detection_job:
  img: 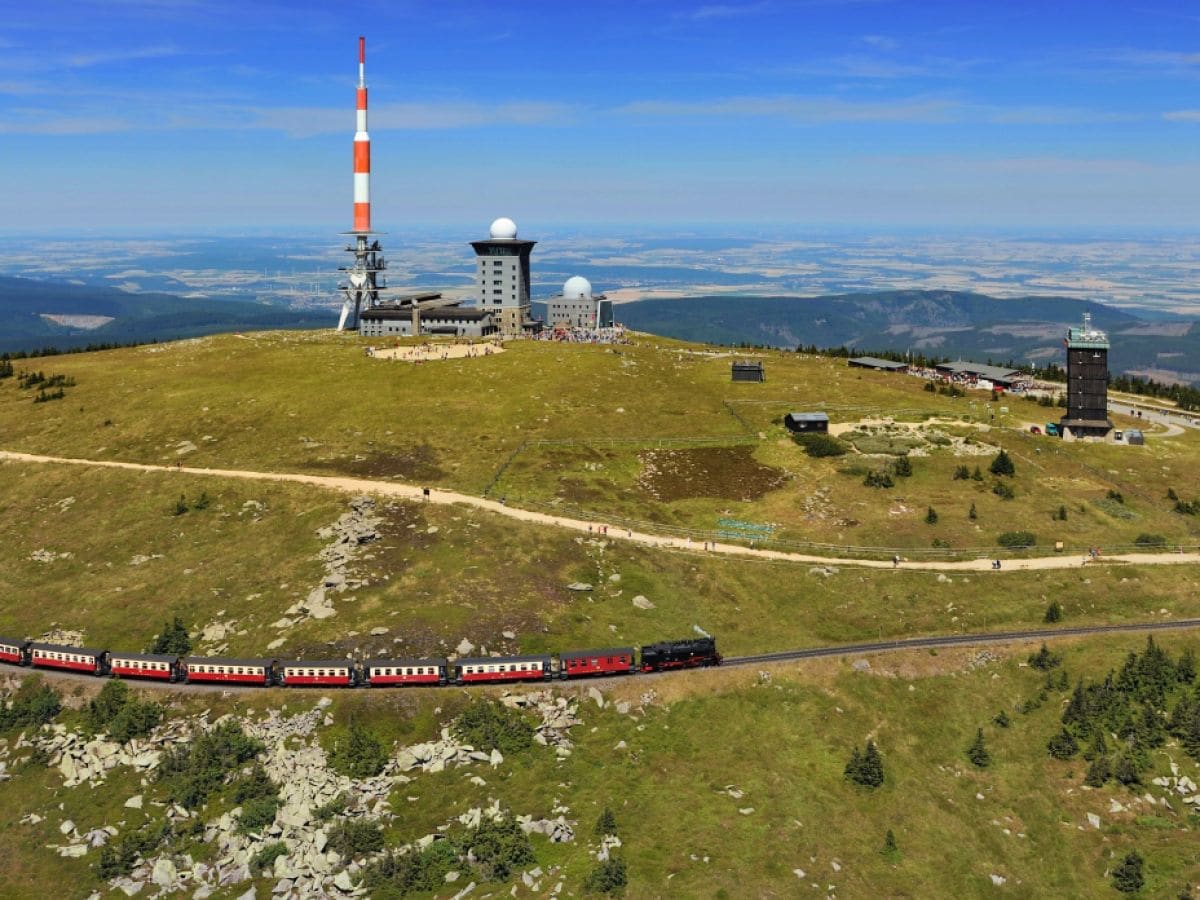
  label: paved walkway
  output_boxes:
[4,449,1200,574]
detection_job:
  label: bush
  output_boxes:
[1134,533,1167,548]
[863,470,894,489]
[794,433,847,458]
[1107,489,1125,504]
[172,494,189,516]
[453,698,535,755]
[239,795,281,833]
[1028,644,1063,671]
[328,819,385,859]
[844,740,885,788]
[595,807,618,838]
[1044,600,1064,623]
[95,822,169,879]
[250,842,289,876]
[0,677,62,730]
[584,857,628,894]
[968,502,977,521]
[993,710,1011,728]
[363,842,461,896]
[329,719,389,778]
[989,449,1016,477]
[1047,728,1079,760]
[892,456,913,478]
[108,700,163,743]
[992,481,1015,500]
[924,506,938,525]
[881,828,899,860]
[1084,754,1112,787]
[465,816,535,882]
[972,466,984,482]
[316,794,349,822]
[1112,851,1144,893]
[87,679,130,730]
[150,617,192,655]
[157,721,264,809]
[997,531,1035,549]
[953,465,970,480]
[1053,504,1068,521]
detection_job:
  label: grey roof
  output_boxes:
[0,636,29,647]
[279,660,355,669]
[109,652,179,664]
[848,356,908,370]
[362,306,491,322]
[787,412,829,422]
[935,361,1024,381]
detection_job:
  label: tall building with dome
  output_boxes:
[470,218,539,335]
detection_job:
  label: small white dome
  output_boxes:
[489,217,518,239]
[563,276,593,300]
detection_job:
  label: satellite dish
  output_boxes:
[349,272,367,288]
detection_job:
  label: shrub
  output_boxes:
[989,449,1015,477]
[465,816,535,882]
[453,698,535,755]
[997,531,1035,549]
[863,470,894,489]
[192,491,211,510]
[794,433,847,458]
[316,794,349,822]
[150,617,192,655]
[1084,754,1112,787]
[329,819,385,859]
[584,857,628,894]
[329,719,389,778]
[595,807,618,838]
[1047,728,1079,760]
[993,710,1011,728]
[87,679,130,730]
[250,842,289,876]
[363,842,461,896]
[108,700,163,743]
[924,506,938,525]
[239,795,281,833]
[968,502,977,521]
[1114,754,1141,786]
[172,494,188,516]
[1053,504,1068,521]
[967,729,991,768]
[95,822,169,880]
[1107,489,1125,504]
[881,828,899,860]
[1028,644,1062,670]
[992,481,1015,500]
[892,456,913,478]
[971,466,984,482]
[953,465,970,480]
[1134,533,1167,548]
[1111,851,1144,894]
[844,740,885,788]
[1044,600,1064,623]
[0,677,62,730]
[157,721,264,809]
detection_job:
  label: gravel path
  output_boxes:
[4,448,1200,574]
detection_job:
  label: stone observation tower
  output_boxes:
[1059,312,1113,441]
[470,218,538,336]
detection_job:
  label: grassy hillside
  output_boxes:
[3,634,1200,897]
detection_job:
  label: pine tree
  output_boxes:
[881,828,899,860]
[925,506,938,525]
[1084,754,1112,787]
[967,729,991,768]
[1111,851,1144,893]
[993,710,1011,728]
[1047,728,1079,759]
[968,502,977,521]
[1180,648,1197,684]
[989,449,1015,477]
[1083,729,1108,762]
[1044,600,1063,623]
[862,740,885,787]
[594,807,618,838]
[972,466,984,482]
[150,617,191,656]
[1114,754,1141,786]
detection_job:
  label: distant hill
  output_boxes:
[616,290,1200,382]
[0,276,329,353]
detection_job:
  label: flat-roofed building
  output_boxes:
[848,356,909,373]
[934,360,1025,388]
[1059,313,1113,441]
[359,304,498,339]
[470,217,540,336]
[546,276,614,329]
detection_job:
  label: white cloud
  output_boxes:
[1165,109,1200,122]
[67,44,181,68]
[619,94,957,123]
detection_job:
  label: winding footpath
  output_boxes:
[4,448,1200,574]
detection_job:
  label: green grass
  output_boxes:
[5,633,1200,897]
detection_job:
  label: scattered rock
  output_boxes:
[631,595,655,610]
[566,583,593,592]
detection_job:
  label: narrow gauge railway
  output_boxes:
[0,637,720,688]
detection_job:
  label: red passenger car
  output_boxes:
[456,655,552,685]
[0,637,29,666]
[29,642,107,675]
[182,657,274,686]
[277,659,356,688]
[363,658,447,687]
[560,647,636,679]
[109,652,179,682]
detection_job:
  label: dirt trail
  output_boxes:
[4,448,1200,574]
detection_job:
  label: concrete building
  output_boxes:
[546,276,614,329]
[848,356,908,373]
[732,361,765,382]
[470,218,540,336]
[359,302,497,339]
[1060,313,1113,440]
[934,360,1025,389]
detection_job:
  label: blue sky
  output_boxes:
[1,0,1197,232]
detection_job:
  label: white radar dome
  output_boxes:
[489,217,518,239]
[563,276,593,300]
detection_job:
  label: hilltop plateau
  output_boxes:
[3,329,1200,897]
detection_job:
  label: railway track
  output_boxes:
[9,618,1200,697]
